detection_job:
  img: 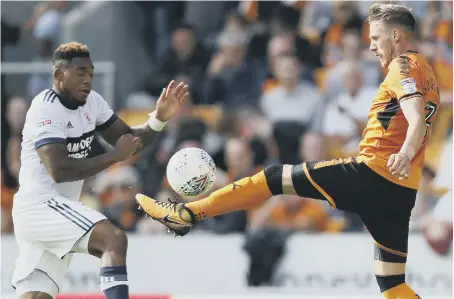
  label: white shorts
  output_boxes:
[12,194,107,298]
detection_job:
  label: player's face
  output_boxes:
[62,57,94,103]
[369,21,395,68]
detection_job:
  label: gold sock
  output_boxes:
[185,170,272,221]
[382,283,420,299]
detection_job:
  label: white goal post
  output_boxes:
[1,61,115,108]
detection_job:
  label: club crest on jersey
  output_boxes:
[400,77,417,94]
[84,112,93,124]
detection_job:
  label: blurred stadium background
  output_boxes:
[1,1,452,298]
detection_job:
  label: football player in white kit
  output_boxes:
[12,42,188,299]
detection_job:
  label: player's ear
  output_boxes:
[53,67,64,81]
[392,28,399,42]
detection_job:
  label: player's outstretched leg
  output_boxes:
[136,164,296,236]
[87,220,129,299]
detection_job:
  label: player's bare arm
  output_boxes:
[37,134,141,183]
[98,80,188,153]
[387,96,426,180]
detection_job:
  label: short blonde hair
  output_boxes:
[367,3,416,36]
[53,42,90,65]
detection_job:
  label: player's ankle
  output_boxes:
[179,205,197,224]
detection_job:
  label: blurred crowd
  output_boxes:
[1,1,453,240]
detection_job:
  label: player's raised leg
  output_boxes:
[136,156,345,236]
[83,220,130,299]
[136,164,296,235]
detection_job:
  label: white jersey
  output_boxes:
[16,88,116,202]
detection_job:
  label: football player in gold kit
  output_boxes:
[137,4,440,299]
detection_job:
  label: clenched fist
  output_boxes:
[114,134,142,160]
[387,152,411,181]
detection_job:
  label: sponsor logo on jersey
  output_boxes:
[67,121,74,129]
[37,120,52,127]
[66,130,95,158]
[400,77,417,94]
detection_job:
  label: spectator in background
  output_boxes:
[322,62,375,159]
[261,35,296,93]
[300,132,326,162]
[224,137,258,181]
[1,17,23,234]
[321,1,365,68]
[249,195,329,232]
[325,30,381,100]
[192,138,252,234]
[299,1,335,44]
[136,1,185,62]
[1,18,22,187]
[242,1,318,68]
[1,18,22,60]
[203,30,259,108]
[260,54,323,164]
[1,96,29,234]
[143,23,211,105]
[224,11,250,34]
[184,1,239,49]
[269,5,319,69]
[430,2,452,100]
[260,54,322,126]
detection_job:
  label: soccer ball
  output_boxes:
[166,147,216,197]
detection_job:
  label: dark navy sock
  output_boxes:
[99,266,129,299]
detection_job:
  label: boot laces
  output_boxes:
[155,197,180,212]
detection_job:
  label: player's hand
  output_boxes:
[155,80,189,122]
[387,152,411,180]
[114,134,142,160]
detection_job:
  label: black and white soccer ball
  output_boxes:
[166,147,216,197]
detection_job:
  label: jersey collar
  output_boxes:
[51,88,82,110]
[402,50,418,55]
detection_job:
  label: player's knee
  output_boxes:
[374,245,407,263]
[89,221,128,256]
[375,274,406,293]
[109,227,128,255]
[375,245,407,276]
